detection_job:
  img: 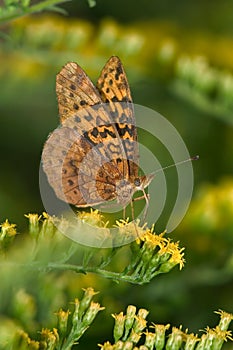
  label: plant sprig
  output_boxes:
[0,0,96,25]
[7,293,233,349]
[0,212,184,285]
[100,307,233,350]
[11,288,104,350]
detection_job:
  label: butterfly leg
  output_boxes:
[141,189,150,223]
[130,199,140,238]
[132,195,145,202]
[130,200,135,222]
[123,206,126,220]
[132,192,150,224]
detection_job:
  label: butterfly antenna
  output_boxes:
[152,155,199,175]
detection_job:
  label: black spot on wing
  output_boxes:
[91,127,99,137]
[75,116,81,123]
[84,114,93,122]
[80,100,87,106]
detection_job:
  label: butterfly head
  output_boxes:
[133,173,155,191]
[115,173,155,207]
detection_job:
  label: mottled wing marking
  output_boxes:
[56,62,127,165]
[42,127,122,206]
[97,56,139,177]
[56,61,101,123]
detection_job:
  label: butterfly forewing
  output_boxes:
[56,61,102,123]
[97,56,139,178]
[56,62,128,166]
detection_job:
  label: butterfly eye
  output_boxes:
[134,178,141,187]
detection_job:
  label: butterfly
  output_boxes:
[42,56,154,218]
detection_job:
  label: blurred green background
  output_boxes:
[0,0,233,348]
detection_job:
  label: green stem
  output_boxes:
[0,261,147,284]
[0,0,70,25]
[47,262,146,284]
[61,325,88,350]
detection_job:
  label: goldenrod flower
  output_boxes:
[98,341,114,349]
[78,209,107,228]
[128,328,142,344]
[132,315,147,334]
[166,327,184,348]
[0,219,17,251]
[56,309,70,335]
[25,213,41,236]
[82,302,105,326]
[40,328,58,346]
[0,219,17,239]
[150,323,170,350]
[215,310,233,331]
[77,287,99,319]
[144,330,156,348]
[184,332,199,349]
[112,312,126,341]
[124,305,137,339]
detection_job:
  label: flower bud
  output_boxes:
[56,308,70,336]
[150,323,170,350]
[25,214,41,236]
[82,302,105,327]
[124,305,137,338]
[112,312,126,342]
[166,327,184,350]
[78,288,98,319]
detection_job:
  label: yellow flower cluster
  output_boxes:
[100,308,233,350]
